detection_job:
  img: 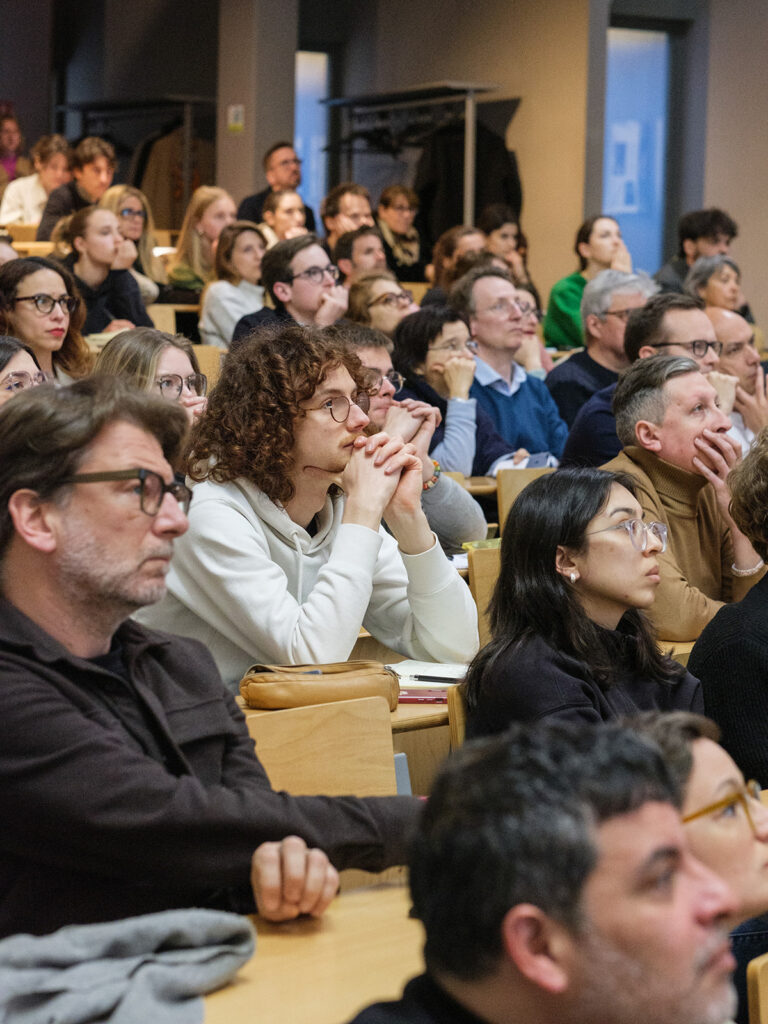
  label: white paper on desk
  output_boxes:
[387,660,468,689]
[450,552,468,570]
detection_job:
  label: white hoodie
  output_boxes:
[137,477,479,689]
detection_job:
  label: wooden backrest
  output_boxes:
[467,545,500,648]
[404,281,430,305]
[245,696,397,797]
[9,239,54,258]
[748,950,768,1024]
[194,344,224,389]
[447,685,466,750]
[3,222,38,241]
[497,467,555,531]
[146,302,200,335]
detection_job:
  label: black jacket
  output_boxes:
[62,254,153,334]
[0,598,420,937]
[465,624,702,740]
[36,181,91,241]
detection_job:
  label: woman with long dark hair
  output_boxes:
[463,467,701,737]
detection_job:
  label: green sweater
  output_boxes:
[543,271,586,350]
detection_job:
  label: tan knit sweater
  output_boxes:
[603,446,764,641]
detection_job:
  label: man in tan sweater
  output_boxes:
[604,354,765,640]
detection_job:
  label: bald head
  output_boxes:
[706,306,760,393]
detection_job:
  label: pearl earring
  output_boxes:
[570,572,577,583]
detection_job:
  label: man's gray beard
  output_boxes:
[570,921,737,1024]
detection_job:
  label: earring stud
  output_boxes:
[570,572,577,583]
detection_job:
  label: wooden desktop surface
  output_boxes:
[204,884,423,1024]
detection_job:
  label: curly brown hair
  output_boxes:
[188,322,369,503]
[728,426,768,563]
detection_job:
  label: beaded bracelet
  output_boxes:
[423,460,442,491]
[732,558,765,577]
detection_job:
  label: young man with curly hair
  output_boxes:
[138,323,478,687]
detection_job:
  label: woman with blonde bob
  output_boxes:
[199,221,266,348]
[167,186,236,294]
[99,184,167,302]
[93,326,207,428]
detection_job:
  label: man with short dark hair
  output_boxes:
[604,354,764,640]
[562,293,722,467]
[546,269,655,427]
[0,376,420,939]
[349,720,737,1024]
[333,226,387,285]
[232,233,348,340]
[236,140,316,231]
[36,136,116,240]
[450,266,568,458]
[655,208,738,296]
[322,183,375,252]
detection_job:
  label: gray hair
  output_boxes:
[580,269,658,323]
[449,266,512,317]
[684,255,741,300]
[613,354,700,447]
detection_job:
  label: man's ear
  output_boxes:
[273,280,292,305]
[585,313,603,341]
[635,419,662,451]
[637,345,658,360]
[500,904,573,994]
[7,490,60,554]
[555,545,579,583]
[337,257,353,281]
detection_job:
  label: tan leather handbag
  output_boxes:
[239,660,400,711]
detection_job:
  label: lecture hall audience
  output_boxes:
[4,107,768,1020]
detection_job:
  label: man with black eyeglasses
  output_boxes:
[232,234,348,343]
[236,141,317,232]
[139,323,477,685]
[0,375,426,939]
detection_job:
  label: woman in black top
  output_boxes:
[463,467,701,737]
[57,206,152,335]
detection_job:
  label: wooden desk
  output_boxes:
[204,884,423,1023]
[240,698,450,797]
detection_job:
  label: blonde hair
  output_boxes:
[168,186,234,285]
[93,327,201,391]
[99,185,167,283]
